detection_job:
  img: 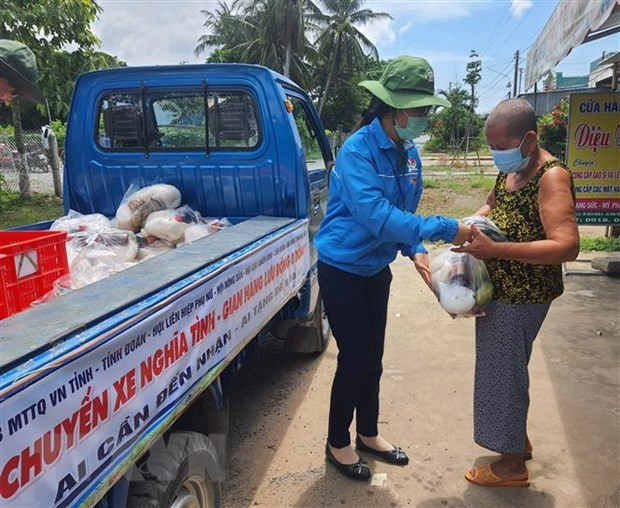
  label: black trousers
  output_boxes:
[318,260,392,448]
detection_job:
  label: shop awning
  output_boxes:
[524,0,620,91]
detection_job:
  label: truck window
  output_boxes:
[96,89,260,151]
[288,96,328,171]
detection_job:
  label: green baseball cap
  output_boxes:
[0,40,45,103]
[359,55,449,110]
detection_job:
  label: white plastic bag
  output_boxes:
[142,205,202,244]
[51,210,112,234]
[116,183,182,232]
[430,248,494,318]
[462,215,508,242]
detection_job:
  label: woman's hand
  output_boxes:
[452,221,473,246]
[452,225,499,259]
[412,252,433,291]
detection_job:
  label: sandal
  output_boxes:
[465,464,529,488]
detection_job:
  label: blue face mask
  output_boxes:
[394,112,428,141]
[490,135,531,174]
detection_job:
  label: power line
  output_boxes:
[489,4,536,60]
[480,5,512,55]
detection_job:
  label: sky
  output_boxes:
[93,0,620,114]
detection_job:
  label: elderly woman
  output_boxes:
[455,98,579,487]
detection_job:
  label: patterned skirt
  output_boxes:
[473,300,551,454]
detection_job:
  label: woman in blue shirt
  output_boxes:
[315,56,471,481]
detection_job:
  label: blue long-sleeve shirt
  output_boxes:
[314,117,458,276]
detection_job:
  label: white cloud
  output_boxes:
[399,21,413,35]
[510,0,533,17]
[361,1,493,52]
[366,1,492,24]
[93,1,218,66]
[359,17,397,46]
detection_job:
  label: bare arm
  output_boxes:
[455,168,579,264]
[474,186,496,216]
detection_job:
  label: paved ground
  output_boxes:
[221,254,619,508]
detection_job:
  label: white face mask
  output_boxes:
[489,134,531,174]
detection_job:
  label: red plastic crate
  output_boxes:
[0,230,69,319]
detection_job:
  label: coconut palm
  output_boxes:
[314,0,391,115]
[195,0,321,83]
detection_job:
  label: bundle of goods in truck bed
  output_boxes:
[35,184,231,306]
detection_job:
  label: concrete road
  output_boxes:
[221,255,620,508]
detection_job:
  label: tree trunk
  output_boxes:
[11,100,31,199]
[49,130,63,197]
[284,44,292,78]
[318,37,340,117]
[283,1,292,77]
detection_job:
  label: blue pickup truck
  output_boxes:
[0,64,332,508]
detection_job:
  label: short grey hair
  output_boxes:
[485,98,537,139]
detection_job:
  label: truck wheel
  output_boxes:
[127,431,221,508]
[285,297,331,354]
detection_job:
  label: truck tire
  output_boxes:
[127,431,221,508]
[285,296,331,354]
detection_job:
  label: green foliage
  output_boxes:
[0,193,64,228]
[580,236,620,252]
[0,124,14,136]
[538,99,568,162]
[426,85,484,152]
[0,173,11,212]
[319,56,387,131]
[159,126,205,147]
[0,1,126,121]
[50,119,66,147]
[464,50,482,110]
[196,0,389,117]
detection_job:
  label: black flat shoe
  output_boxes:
[355,436,409,466]
[325,442,371,481]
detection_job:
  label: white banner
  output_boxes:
[0,225,310,507]
[525,0,619,91]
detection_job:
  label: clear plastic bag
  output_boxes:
[51,210,112,234]
[462,215,508,242]
[33,233,137,305]
[179,217,233,246]
[116,183,182,232]
[430,248,494,318]
[68,230,138,263]
[142,205,202,244]
[136,233,175,260]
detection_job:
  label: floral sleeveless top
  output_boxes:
[486,160,574,304]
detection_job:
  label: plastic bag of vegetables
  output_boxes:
[430,248,494,318]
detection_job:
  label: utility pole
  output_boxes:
[519,67,524,94]
[513,50,520,98]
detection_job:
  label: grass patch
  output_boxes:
[580,236,620,252]
[0,192,63,229]
[424,175,495,191]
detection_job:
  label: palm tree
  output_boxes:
[314,0,391,116]
[195,0,320,82]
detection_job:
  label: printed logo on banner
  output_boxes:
[0,226,310,507]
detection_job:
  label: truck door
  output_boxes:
[285,94,332,251]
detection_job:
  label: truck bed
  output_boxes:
[0,216,293,371]
[0,215,310,507]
